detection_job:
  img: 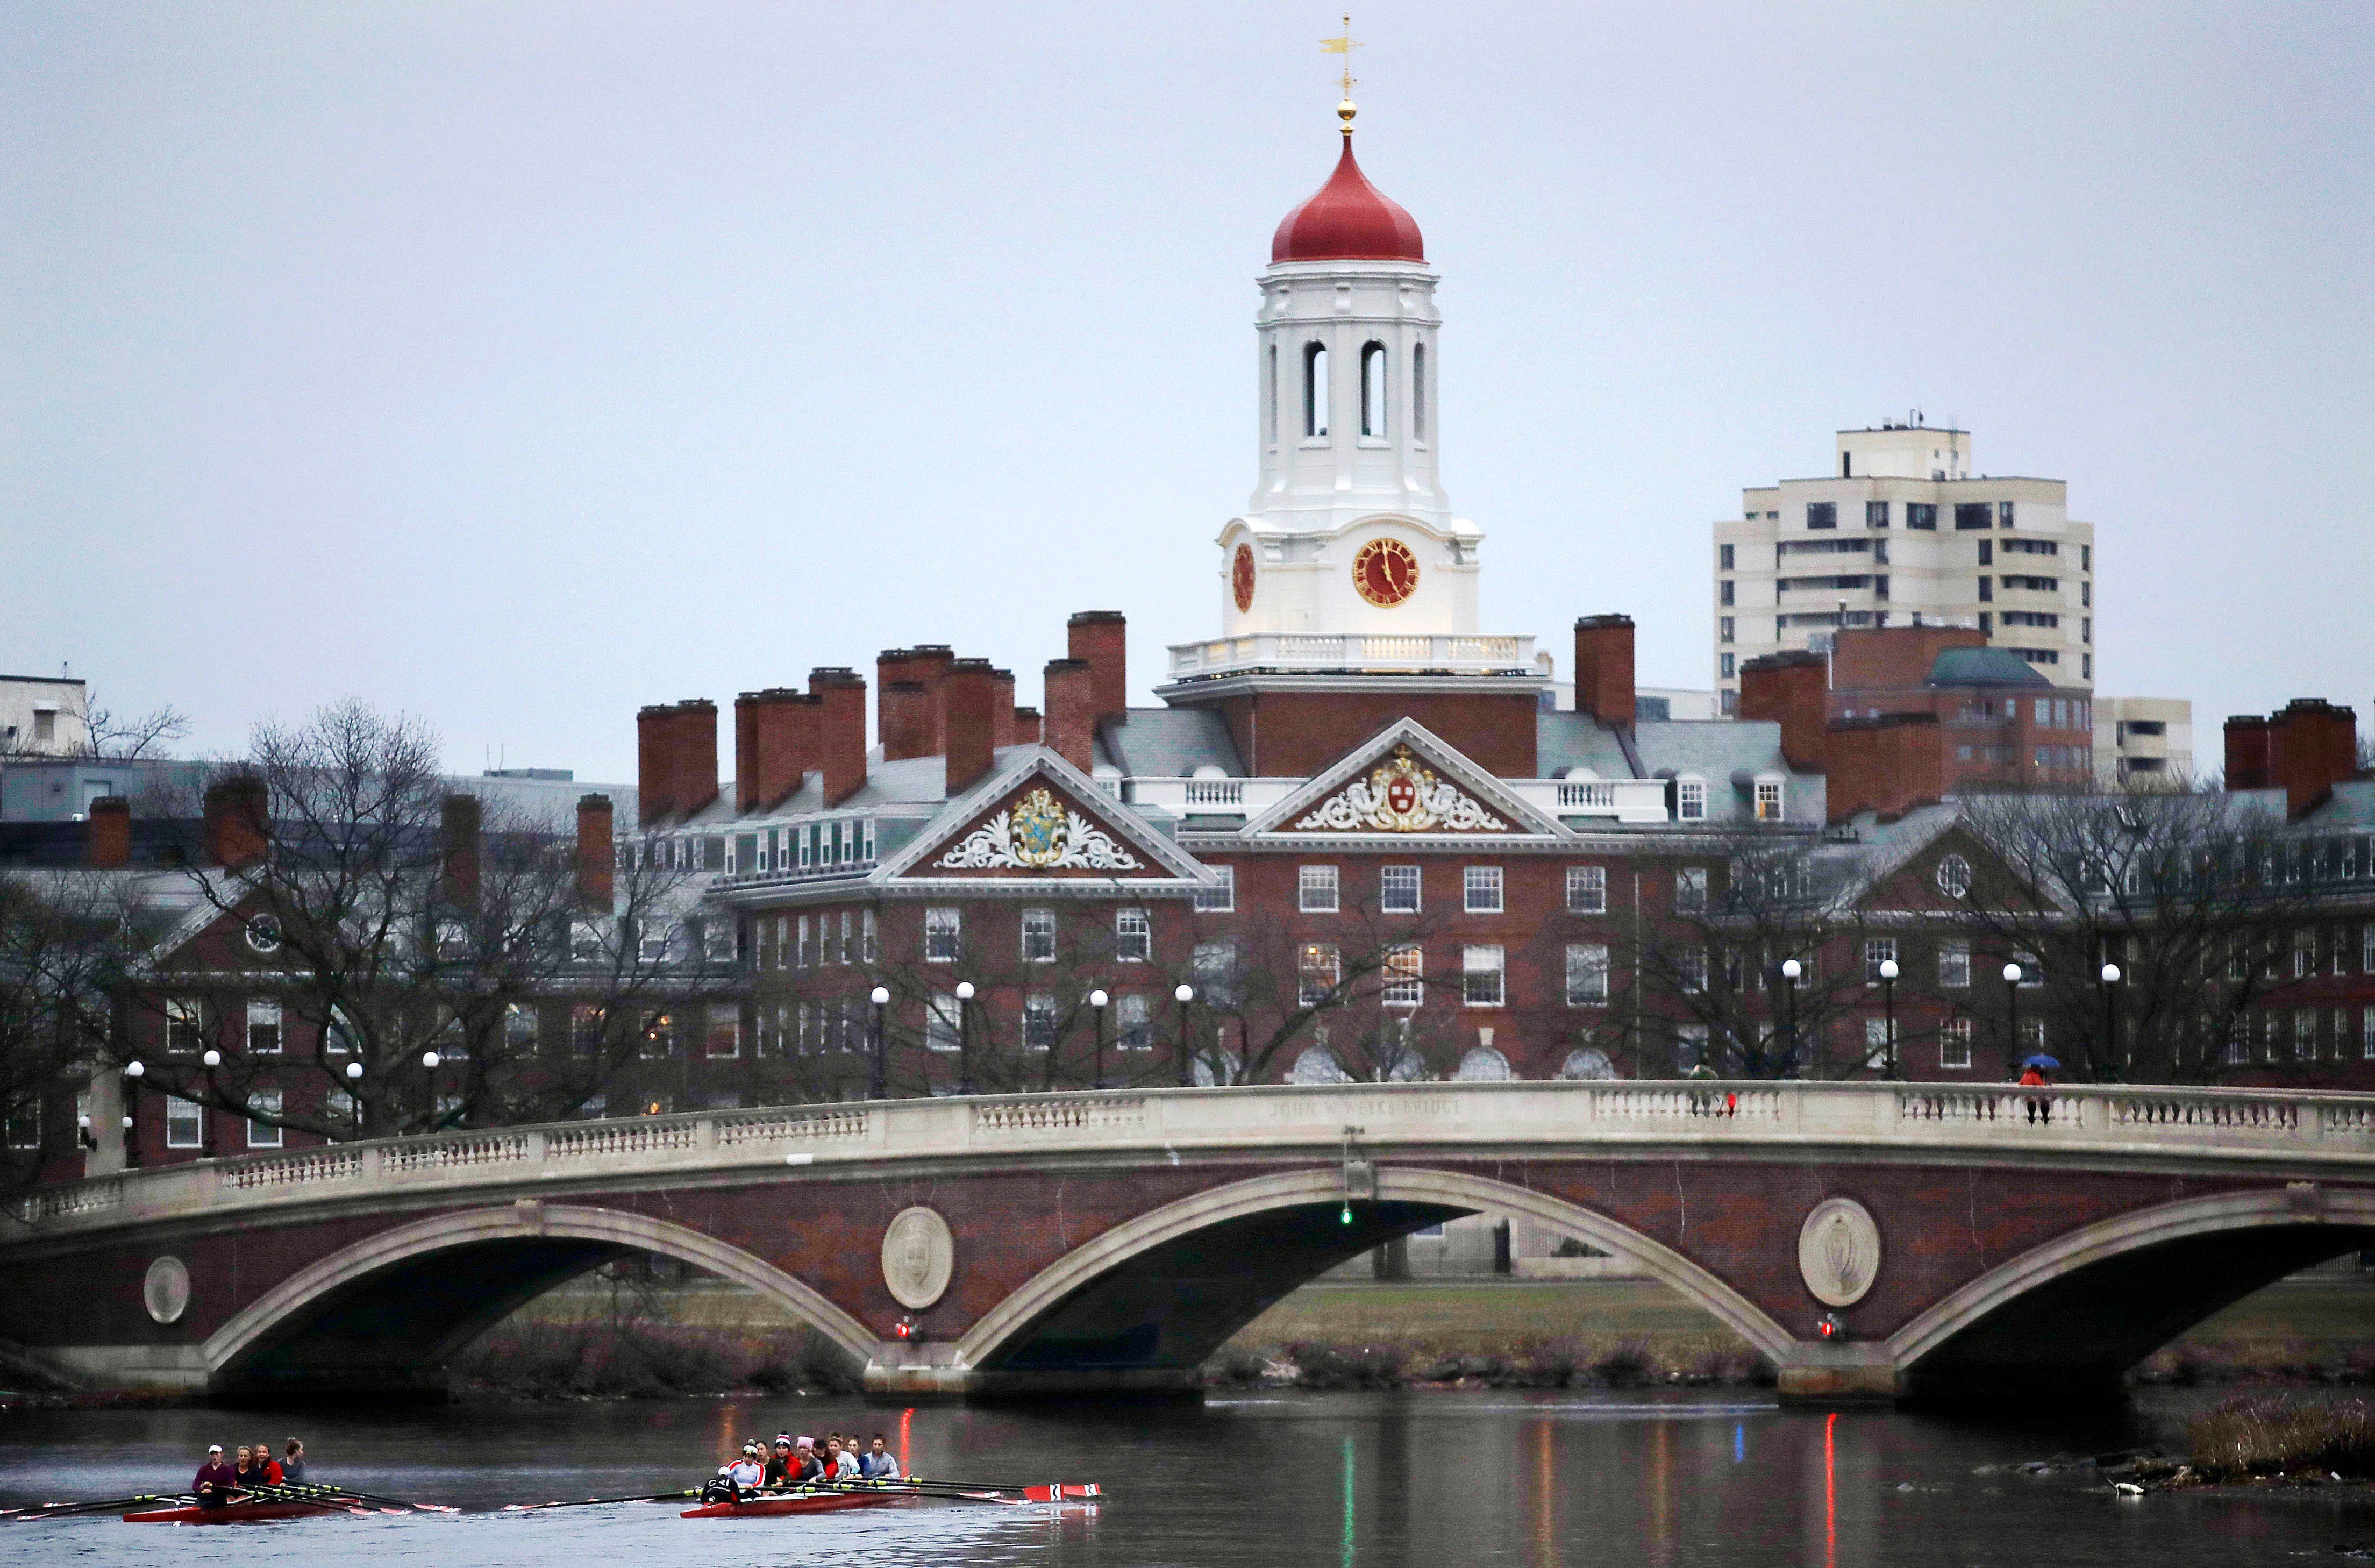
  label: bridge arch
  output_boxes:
[950,1167,1795,1390]
[203,1203,875,1399]
[1888,1187,2375,1402]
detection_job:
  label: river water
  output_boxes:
[3,1389,2370,1566]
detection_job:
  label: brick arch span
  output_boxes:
[203,1203,876,1400]
[1888,1187,2375,1404]
[943,1168,1796,1394]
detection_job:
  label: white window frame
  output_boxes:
[1299,865,1340,914]
[165,1096,203,1149]
[925,994,961,1052]
[1381,865,1422,915]
[1298,943,1341,1007]
[1864,938,1898,986]
[1939,1018,1972,1071]
[166,998,203,1056]
[246,999,283,1055]
[1565,865,1607,915]
[707,1003,741,1060]
[862,908,879,963]
[704,920,736,966]
[1938,942,1971,989]
[245,1089,283,1149]
[1674,867,1708,915]
[1023,993,1058,1051]
[1114,907,1151,963]
[1117,993,1152,1050]
[1463,866,1504,914]
[1021,907,1057,963]
[924,907,961,963]
[1754,777,1785,821]
[1462,945,1506,1008]
[1381,944,1423,1008]
[1565,943,1609,1007]
[1676,776,1708,822]
[1194,865,1235,913]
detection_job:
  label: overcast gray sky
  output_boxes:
[5,3,2369,782]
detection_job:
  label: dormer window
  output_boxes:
[1676,776,1708,822]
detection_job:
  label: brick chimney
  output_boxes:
[879,681,928,763]
[1739,651,1830,773]
[2265,699,2360,819]
[1012,706,1042,745]
[1068,611,1128,732]
[736,688,814,810]
[1043,658,1096,774]
[669,700,719,821]
[203,776,269,869]
[991,669,1018,749]
[809,668,869,807]
[1573,615,1636,729]
[87,795,130,869]
[576,794,615,908]
[908,645,956,754]
[2223,716,2272,792]
[944,658,1000,796]
[1822,714,1945,823]
[637,703,676,825]
[440,794,482,909]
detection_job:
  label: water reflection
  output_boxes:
[2,1389,2372,1567]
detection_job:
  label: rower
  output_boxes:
[193,1444,237,1510]
[792,1438,823,1484]
[762,1437,794,1488]
[822,1437,859,1480]
[861,1435,901,1480]
[281,1438,307,1485]
[726,1444,766,1497]
[250,1437,283,1486]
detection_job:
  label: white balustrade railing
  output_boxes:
[15,1080,2375,1234]
[1165,633,1539,681]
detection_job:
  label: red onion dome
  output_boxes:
[1270,136,1425,265]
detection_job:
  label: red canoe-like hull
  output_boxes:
[123,1500,351,1524]
[679,1492,900,1519]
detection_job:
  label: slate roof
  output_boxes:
[1098,709,1245,778]
[1930,647,2052,688]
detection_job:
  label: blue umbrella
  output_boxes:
[2021,1054,2060,1070]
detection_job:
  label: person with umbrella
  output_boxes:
[2017,1052,2059,1124]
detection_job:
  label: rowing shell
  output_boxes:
[123,1500,355,1524]
[679,1492,900,1520]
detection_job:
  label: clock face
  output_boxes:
[1352,537,1420,608]
[1231,543,1256,613]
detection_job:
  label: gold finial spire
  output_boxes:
[1320,15,1360,134]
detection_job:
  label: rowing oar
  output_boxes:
[3,1492,199,1521]
[251,1481,455,1515]
[501,1489,702,1513]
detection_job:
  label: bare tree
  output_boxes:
[80,695,190,761]
[0,873,141,1188]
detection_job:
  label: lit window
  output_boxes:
[570,1004,605,1056]
[1115,908,1151,962]
[1463,946,1506,1007]
[1194,866,1235,912]
[1299,865,1339,914]
[246,1000,282,1055]
[1381,865,1422,914]
[166,999,204,1056]
[924,907,961,962]
[1566,866,1607,915]
[1463,866,1503,914]
[1754,779,1784,821]
[1565,944,1609,1006]
[1021,907,1056,963]
[1381,945,1423,1007]
[1299,944,1342,1007]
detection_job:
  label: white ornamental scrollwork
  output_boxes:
[1796,1196,1881,1308]
[1294,746,1509,834]
[935,786,1143,872]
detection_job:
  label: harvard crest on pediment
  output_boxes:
[935,786,1145,872]
[1291,745,1508,835]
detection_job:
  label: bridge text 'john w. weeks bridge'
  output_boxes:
[9,1080,2375,1406]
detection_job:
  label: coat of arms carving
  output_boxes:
[1293,746,1509,833]
[935,786,1144,871]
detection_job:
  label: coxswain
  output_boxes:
[861,1434,901,1480]
[193,1444,237,1509]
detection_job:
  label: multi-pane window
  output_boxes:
[1381,945,1424,1007]
[1907,503,1937,530]
[1194,866,1236,912]
[705,920,736,966]
[1866,501,1890,528]
[1021,908,1057,963]
[246,1000,283,1054]
[1864,1018,1893,1071]
[244,1089,283,1149]
[504,1003,538,1052]
[165,1096,203,1149]
[1806,502,1837,530]
[1674,867,1709,914]
[925,994,961,1052]
[1565,944,1609,1006]
[1566,866,1607,914]
[2294,930,2315,979]
[1299,865,1340,913]
[1463,945,1506,1007]
[795,916,813,968]
[1194,940,1244,1008]
[1463,866,1503,914]
[924,907,961,962]
[1299,944,1342,1007]
[707,1004,741,1060]
[2295,1009,2316,1059]
[1677,779,1707,821]
[1939,942,1971,988]
[1865,938,1898,985]
[862,908,879,963]
[641,922,676,965]
[1118,993,1152,1050]
[1755,780,1784,821]
[1679,948,1709,993]
[1023,994,1058,1051]
[1381,865,1422,914]
[2364,1008,2374,1061]
[166,999,203,1055]
[2364,925,2374,972]
[1939,1018,1972,1070]
[1115,908,1151,962]
[2014,952,2044,988]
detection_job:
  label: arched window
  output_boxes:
[1360,341,1386,437]
[1265,343,1278,443]
[1290,1042,1350,1083]
[1455,1045,1513,1081]
[1303,341,1329,437]
[1412,342,1428,440]
[1559,1047,1616,1081]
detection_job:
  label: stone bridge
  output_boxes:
[8,1080,2375,1407]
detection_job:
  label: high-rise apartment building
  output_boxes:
[1710,424,2095,715]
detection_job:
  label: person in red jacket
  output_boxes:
[192,1444,238,1509]
[248,1437,283,1486]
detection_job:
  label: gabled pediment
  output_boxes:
[1243,719,1567,840]
[875,748,1213,885]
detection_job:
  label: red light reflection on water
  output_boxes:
[1824,1412,1837,1568]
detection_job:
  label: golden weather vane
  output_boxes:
[1321,15,1360,131]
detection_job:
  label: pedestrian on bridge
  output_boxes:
[2018,1057,2056,1124]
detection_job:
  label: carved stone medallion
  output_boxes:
[1796,1196,1880,1308]
[881,1207,955,1311]
[143,1256,191,1325]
